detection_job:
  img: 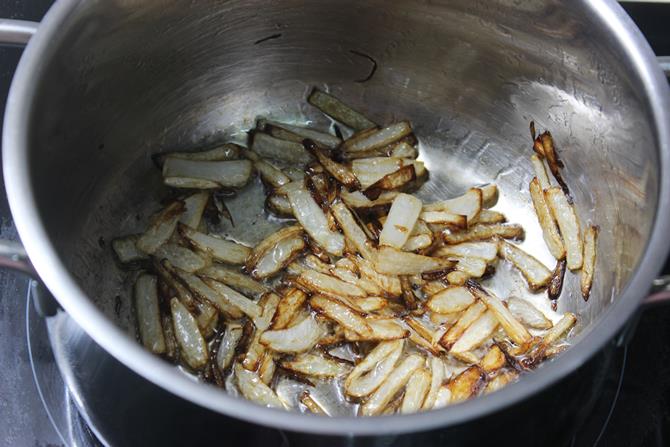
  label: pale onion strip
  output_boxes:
[286,186,345,255]
[137,201,185,254]
[381,392,410,415]
[330,265,362,284]
[242,293,281,371]
[134,274,166,354]
[154,144,240,166]
[402,322,443,356]
[251,132,313,164]
[251,234,306,279]
[162,158,252,188]
[433,241,498,262]
[310,145,360,190]
[422,356,446,410]
[286,261,307,276]
[164,177,221,189]
[403,234,433,251]
[297,269,367,298]
[266,192,293,217]
[246,225,305,279]
[331,267,382,296]
[170,298,208,369]
[279,167,303,184]
[454,256,488,278]
[216,322,243,372]
[260,315,325,353]
[310,295,372,337]
[507,297,552,329]
[203,278,262,319]
[178,224,251,265]
[467,282,532,346]
[340,189,398,209]
[172,268,243,319]
[344,318,409,341]
[485,371,519,394]
[426,286,475,314]
[544,345,569,358]
[112,235,148,265]
[498,239,552,289]
[179,191,209,229]
[301,254,333,275]
[419,211,467,229]
[255,293,282,331]
[161,313,179,361]
[422,280,448,296]
[335,257,357,272]
[302,254,332,275]
[316,324,345,347]
[154,243,207,273]
[390,142,418,158]
[308,89,376,131]
[530,178,566,260]
[450,310,498,354]
[374,246,455,275]
[545,187,583,270]
[263,123,308,144]
[443,223,524,245]
[423,189,483,224]
[429,311,460,326]
[350,158,425,189]
[531,154,552,190]
[542,312,577,346]
[345,339,404,397]
[234,364,287,409]
[446,270,471,286]
[195,302,217,341]
[258,354,276,385]
[271,288,308,330]
[447,366,486,403]
[360,354,424,416]
[198,264,269,297]
[439,301,487,349]
[343,121,412,153]
[581,225,599,300]
[400,367,431,414]
[480,184,499,208]
[480,345,506,373]
[474,210,507,225]
[251,156,292,188]
[300,391,329,415]
[363,165,416,198]
[195,300,219,338]
[409,219,432,236]
[379,193,423,248]
[261,120,341,148]
[450,351,480,365]
[401,275,419,310]
[355,296,388,312]
[351,256,402,297]
[281,352,351,378]
[156,261,200,308]
[155,260,197,307]
[330,202,376,261]
[433,386,452,409]
[405,316,441,344]
[197,306,223,336]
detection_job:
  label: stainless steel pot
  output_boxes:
[1,0,670,437]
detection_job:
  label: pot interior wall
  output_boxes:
[27,0,657,370]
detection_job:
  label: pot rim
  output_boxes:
[4,0,670,436]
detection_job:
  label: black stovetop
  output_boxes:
[0,2,669,446]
